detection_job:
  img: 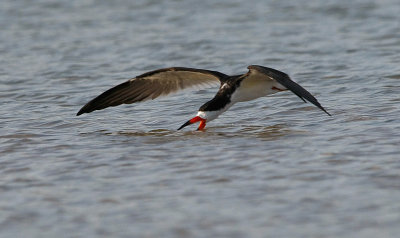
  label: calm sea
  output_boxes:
[1,0,400,237]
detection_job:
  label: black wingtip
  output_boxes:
[307,98,332,116]
[322,108,332,116]
[76,106,88,116]
[302,98,331,116]
[76,104,95,116]
[312,101,331,116]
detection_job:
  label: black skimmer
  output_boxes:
[77,65,331,130]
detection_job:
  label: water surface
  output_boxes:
[1,0,400,237]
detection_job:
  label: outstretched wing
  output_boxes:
[247,65,331,116]
[77,67,227,115]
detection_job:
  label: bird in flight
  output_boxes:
[77,65,331,130]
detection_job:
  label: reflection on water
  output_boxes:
[106,124,297,141]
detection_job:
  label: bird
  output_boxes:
[77,65,331,130]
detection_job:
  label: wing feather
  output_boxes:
[247,65,331,116]
[77,67,226,115]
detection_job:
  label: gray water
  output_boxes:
[1,0,400,237]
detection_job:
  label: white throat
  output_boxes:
[196,103,234,122]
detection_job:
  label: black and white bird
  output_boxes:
[77,65,331,130]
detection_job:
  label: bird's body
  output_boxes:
[77,65,330,130]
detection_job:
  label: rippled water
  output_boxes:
[1,0,400,237]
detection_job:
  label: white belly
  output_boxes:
[231,79,283,103]
[196,72,286,122]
